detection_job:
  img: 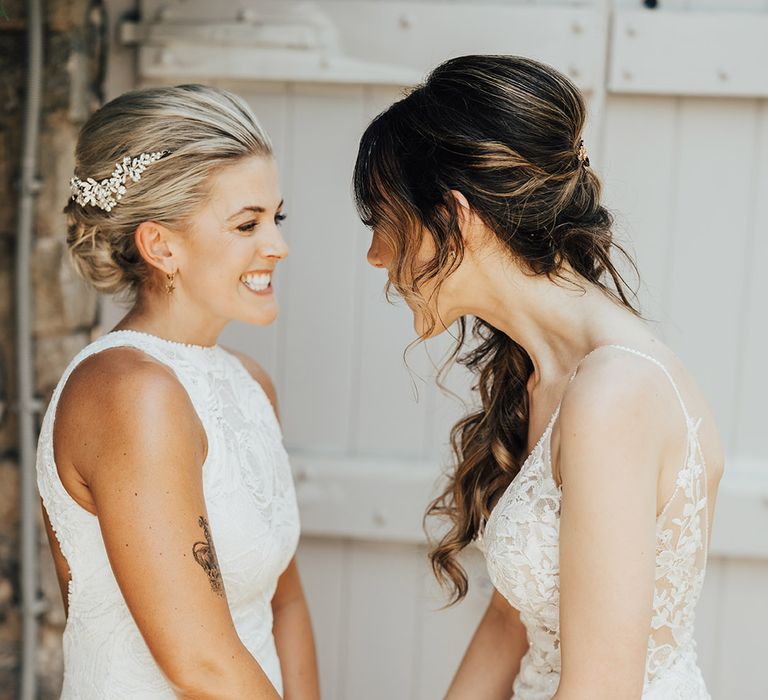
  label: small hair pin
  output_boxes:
[577,139,590,167]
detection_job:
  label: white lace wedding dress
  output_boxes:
[36,330,300,698]
[479,345,711,699]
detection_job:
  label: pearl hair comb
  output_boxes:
[69,150,170,212]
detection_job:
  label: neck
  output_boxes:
[115,294,227,348]
[456,257,646,387]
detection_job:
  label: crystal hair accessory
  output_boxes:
[577,139,590,167]
[70,150,170,212]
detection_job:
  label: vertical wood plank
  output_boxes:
[693,557,724,696]
[341,541,423,700]
[665,98,759,452]
[732,100,768,463]
[296,537,347,700]
[413,546,492,699]
[601,95,680,331]
[280,85,367,452]
[715,558,768,699]
[351,85,436,458]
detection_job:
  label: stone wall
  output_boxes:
[0,1,104,696]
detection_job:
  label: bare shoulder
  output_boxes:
[221,346,279,415]
[60,346,192,414]
[55,347,206,479]
[558,345,724,485]
[560,348,672,435]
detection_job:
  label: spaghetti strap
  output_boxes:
[571,344,696,431]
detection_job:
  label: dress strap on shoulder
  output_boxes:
[606,345,694,427]
[571,344,695,429]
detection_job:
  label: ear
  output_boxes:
[447,190,483,248]
[134,221,178,274]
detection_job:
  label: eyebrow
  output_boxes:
[227,199,284,222]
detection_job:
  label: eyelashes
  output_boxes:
[237,213,287,234]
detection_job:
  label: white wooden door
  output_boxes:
[100,2,768,697]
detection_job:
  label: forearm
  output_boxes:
[171,641,281,700]
[445,600,528,700]
[273,596,320,700]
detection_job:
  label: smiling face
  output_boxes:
[170,155,288,327]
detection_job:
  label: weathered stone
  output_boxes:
[47,0,89,33]
[37,622,64,699]
[0,131,19,234]
[0,0,25,22]
[0,576,12,609]
[0,605,20,700]
[32,236,98,337]
[34,331,89,397]
[35,110,78,240]
[0,252,14,454]
[0,460,19,530]
[1,0,103,692]
[0,336,17,456]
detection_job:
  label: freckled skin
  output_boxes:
[42,156,319,698]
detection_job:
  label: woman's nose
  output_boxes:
[263,226,290,260]
[367,240,385,268]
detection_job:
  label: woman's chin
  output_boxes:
[413,314,449,340]
[240,307,279,327]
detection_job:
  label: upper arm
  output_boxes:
[64,352,256,689]
[555,364,666,698]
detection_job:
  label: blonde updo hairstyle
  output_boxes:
[65,84,273,300]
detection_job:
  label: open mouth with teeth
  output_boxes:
[240,272,272,294]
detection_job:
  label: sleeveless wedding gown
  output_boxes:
[36,330,300,698]
[479,345,711,699]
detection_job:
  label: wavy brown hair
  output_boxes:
[353,55,640,603]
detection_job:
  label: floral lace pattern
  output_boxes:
[36,331,300,699]
[479,346,711,700]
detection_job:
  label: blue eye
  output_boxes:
[275,213,287,226]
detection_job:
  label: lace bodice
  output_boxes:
[36,330,300,699]
[480,346,711,699]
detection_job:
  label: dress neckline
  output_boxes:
[106,328,221,353]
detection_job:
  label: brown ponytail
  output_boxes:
[354,55,640,602]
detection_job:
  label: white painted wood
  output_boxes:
[708,459,768,559]
[610,9,768,97]
[413,546,492,699]
[293,454,768,557]
[295,537,346,700]
[733,101,768,463]
[665,99,758,453]
[350,85,436,458]
[613,0,768,8]
[292,454,438,542]
[600,95,680,333]
[279,85,366,452]
[138,1,605,92]
[97,3,768,697]
[693,558,723,696]
[323,1,604,93]
[340,541,423,700]
[715,558,768,698]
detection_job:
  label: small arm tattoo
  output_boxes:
[192,516,224,597]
